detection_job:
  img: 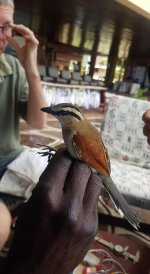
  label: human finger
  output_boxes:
[83,173,102,213]
[21,34,39,46]
[64,160,91,201]
[147,138,150,145]
[143,125,150,137]
[7,37,20,52]
[10,23,34,37]
[0,202,11,251]
[142,109,150,124]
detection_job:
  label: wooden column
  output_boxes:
[89,24,102,77]
[105,24,122,87]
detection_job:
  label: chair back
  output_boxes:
[61,70,71,80]
[48,67,59,78]
[38,65,46,77]
[72,72,82,81]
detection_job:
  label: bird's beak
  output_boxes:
[41,107,54,114]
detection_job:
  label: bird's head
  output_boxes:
[41,103,84,127]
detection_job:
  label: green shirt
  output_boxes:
[0,53,29,166]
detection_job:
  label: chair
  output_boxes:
[46,67,60,82]
[99,94,150,231]
[90,79,100,86]
[80,75,103,86]
[80,75,92,85]
[70,72,83,85]
[38,64,47,80]
[38,64,56,82]
[57,70,72,84]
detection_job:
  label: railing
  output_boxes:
[41,81,107,112]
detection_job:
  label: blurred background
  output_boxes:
[9,0,150,90]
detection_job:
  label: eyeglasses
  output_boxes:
[0,25,15,37]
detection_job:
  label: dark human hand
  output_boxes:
[6,148,102,274]
[142,109,150,145]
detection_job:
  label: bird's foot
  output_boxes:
[37,144,56,162]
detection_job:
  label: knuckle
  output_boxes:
[58,206,80,232]
[66,212,79,227]
[62,207,79,228]
[84,221,98,238]
[17,24,23,28]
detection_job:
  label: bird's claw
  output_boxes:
[37,144,56,162]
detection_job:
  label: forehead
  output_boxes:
[0,5,13,25]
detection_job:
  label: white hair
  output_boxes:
[0,0,14,9]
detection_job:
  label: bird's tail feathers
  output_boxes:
[101,176,140,230]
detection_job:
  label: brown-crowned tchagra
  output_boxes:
[41,103,140,230]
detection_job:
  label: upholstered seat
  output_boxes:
[101,95,150,210]
[80,75,92,85]
[58,70,71,83]
[70,72,83,85]
[47,67,59,82]
[38,64,47,80]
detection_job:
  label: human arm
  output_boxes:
[0,202,11,251]
[8,24,46,129]
[142,109,150,144]
[6,149,102,274]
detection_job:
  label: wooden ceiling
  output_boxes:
[14,0,150,61]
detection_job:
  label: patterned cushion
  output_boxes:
[101,95,150,209]
[110,159,150,209]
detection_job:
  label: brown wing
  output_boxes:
[73,132,110,176]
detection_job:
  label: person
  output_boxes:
[0,148,102,274]
[142,109,150,145]
[0,0,47,180]
[0,201,11,251]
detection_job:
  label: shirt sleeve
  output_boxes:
[17,62,29,102]
[15,59,29,118]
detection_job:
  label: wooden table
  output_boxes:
[41,81,107,112]
[74,231,150,274]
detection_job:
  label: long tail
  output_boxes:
[101,175,140,230]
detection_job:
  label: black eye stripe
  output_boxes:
[56,110,81,120]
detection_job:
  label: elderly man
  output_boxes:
[0,0,46,179]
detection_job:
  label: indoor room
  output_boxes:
[0,0,150,273]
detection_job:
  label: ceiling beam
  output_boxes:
[115,0,150,19]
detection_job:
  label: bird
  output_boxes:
[41,103,140,230]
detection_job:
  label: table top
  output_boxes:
[41,81,107,90]
[74,230,150,274]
